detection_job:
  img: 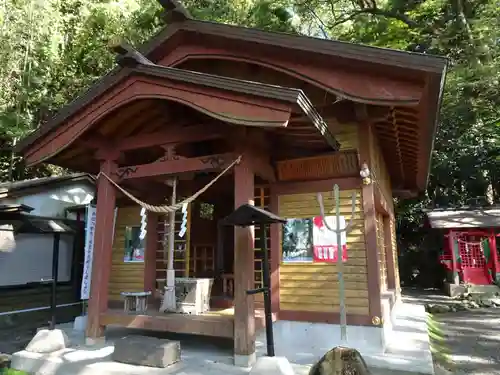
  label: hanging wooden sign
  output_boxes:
[276,151,359,182]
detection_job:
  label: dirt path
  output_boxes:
[405,288,500,375]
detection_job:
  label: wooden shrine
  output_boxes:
[15,0,447,366]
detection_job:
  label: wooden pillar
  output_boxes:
[448,230,459,285]
[144,212,159,293]
[269,186,280,314]
[86,159,117,340]
[358,123,383,325]
[233,158,256,367]
[383,215,396,291]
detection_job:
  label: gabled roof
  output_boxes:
[0,173,95,199]
[14,0,447,193]
[16,2,446,156]
[17,59,338,155]
[425,206,500,229]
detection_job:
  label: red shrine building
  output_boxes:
[16,0,447,366]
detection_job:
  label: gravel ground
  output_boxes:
[435,308,500,375]
[404,288,500,375]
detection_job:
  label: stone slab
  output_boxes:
[249,357,295,375]
[25,329,69,353]
[112,336,180,368]
[0,353,11,368]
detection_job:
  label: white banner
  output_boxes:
[81,205,97,300]
[312,216,348,263]
[80,205,118,300]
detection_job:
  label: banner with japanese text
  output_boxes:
[80,205,117,300]
[80,205,96,300]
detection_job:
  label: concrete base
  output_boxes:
[10,335,309,375]
[73,315,88,332]
[11,295,434,375]
[85,336,106,346]
[444,283,467,297]
[255,295,434,374]
[249,357,295,375]
[444,282,500,297]
[234,352,256,367]
[25,329,69,354]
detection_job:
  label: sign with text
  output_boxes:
[276,151,359,182]
[81,205,97,300]
[312,216,348,263]
[80,205,118,300]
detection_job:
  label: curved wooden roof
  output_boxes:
[16,1,447,192]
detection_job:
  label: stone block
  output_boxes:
[25,329,69,353]
[0,353,11,368]
[308,347,370,375]
[112,335,181,368]
[250,357,295,375]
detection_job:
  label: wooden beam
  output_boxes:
[245,151,276,183]
[144,212,159,293]
[116,153,237,180]
[232,128,276,183]
[86,159,117,340]
[233,158,256,367]
[357,122,383,326]
[115,124,223,151]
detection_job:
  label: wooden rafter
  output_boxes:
[114,152,237,180]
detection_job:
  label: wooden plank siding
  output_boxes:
[108,206,145,301]
[278,189,369,315]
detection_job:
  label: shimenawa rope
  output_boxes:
[97,155,242,213]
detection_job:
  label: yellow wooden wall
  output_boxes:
[108,206,144,301]
[278,189,369,315]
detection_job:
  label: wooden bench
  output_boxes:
[120,291,152,313]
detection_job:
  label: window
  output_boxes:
[123,226,144,263]
[281,216,347,264]
[199,202,214,220]
[282,218,314,263]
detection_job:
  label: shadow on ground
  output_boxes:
[404,288,500,375]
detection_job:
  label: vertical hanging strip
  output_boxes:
[184,203,192,277]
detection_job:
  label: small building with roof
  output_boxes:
[425,204,500,290]
[0,174,95,317]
